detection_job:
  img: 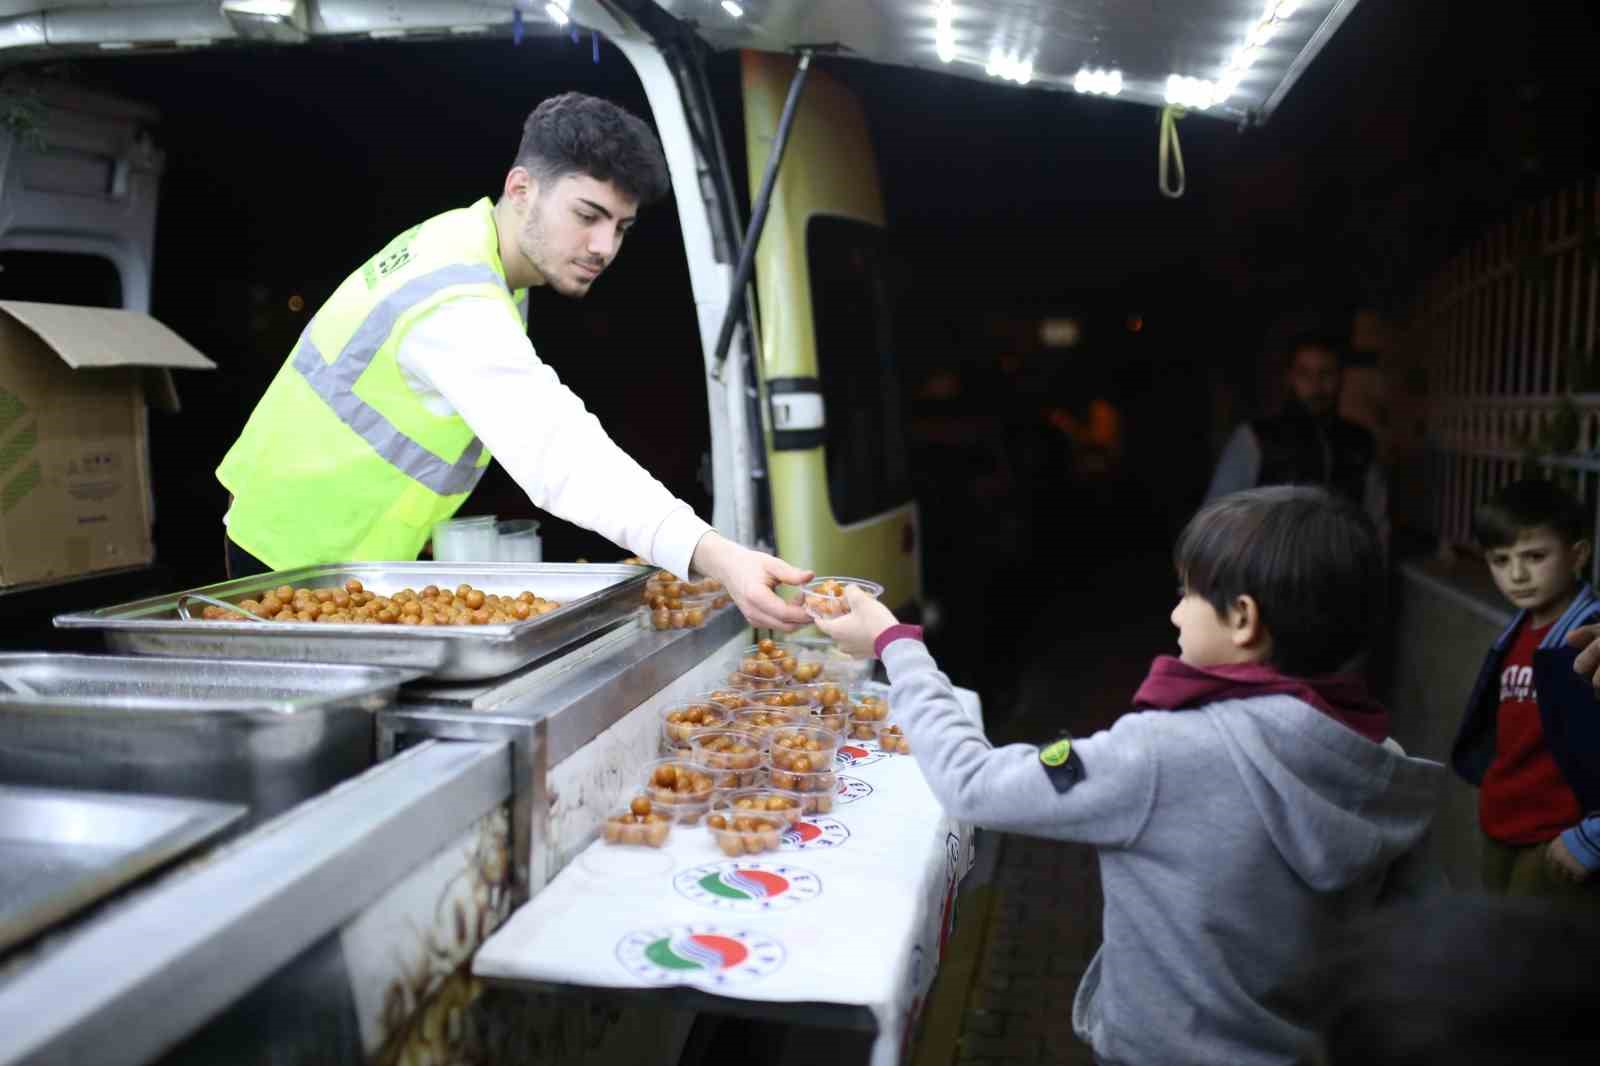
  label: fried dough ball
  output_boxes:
[201,581,563,628]
[878,724,911,754]
[603,798,672,847]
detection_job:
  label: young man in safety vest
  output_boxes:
[217,92,810,630]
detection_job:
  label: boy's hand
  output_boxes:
[1566,624,1600,693]
[1544,836,1590,882]
[814,585,899,658]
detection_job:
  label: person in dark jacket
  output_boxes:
[1452,478,1600,896]
[1205,336,1388,546]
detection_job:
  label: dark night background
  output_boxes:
[3,0,1598,700]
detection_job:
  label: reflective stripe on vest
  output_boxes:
[291,263,501,496]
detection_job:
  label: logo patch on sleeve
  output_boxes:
[1038,737,1085,793]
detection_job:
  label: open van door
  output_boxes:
[741,51,921,613]
[0,78,163,312]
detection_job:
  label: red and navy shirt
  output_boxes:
[1479,618,1583,844]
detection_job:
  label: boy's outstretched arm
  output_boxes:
[818,587,1159,846]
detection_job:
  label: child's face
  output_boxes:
[1171,591,1255,668]
[1485,527,1589,621]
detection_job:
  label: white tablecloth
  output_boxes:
[474,689,982,1066]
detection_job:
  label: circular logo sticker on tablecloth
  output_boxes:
[835,743,888,769]
[835,775,873,804]
[781,816,851,851]
[673,861,823,913]
[616,924,786,987]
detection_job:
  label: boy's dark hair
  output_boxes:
[1176,486,1383,676]
[1473,478,1589,549]
[514,92,670,205]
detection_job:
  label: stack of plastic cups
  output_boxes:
[497,520,542,563]
[431,515,498,562]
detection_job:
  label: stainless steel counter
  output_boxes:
[0,655,420,826]
[0,601,745,1065]
[0,738,510,1066]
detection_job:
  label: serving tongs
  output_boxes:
[176,593,260,622]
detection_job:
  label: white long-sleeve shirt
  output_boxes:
[391,297,711,578]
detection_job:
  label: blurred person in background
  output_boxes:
[1206,335,1388,549]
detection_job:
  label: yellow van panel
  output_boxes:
[742,52,921,611]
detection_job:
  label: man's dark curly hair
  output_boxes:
[514,92,670,205]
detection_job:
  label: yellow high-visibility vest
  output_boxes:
[218,198,527,568]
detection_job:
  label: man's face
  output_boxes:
[1287,346,1342,417]
[514,172,638,297]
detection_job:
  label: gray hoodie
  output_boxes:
[881,640,1445,1066]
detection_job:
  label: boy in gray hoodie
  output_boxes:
[817,486,1444,1066]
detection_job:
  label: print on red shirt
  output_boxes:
[1499,662,1535,703]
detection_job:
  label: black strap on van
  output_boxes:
[709,50,814,372]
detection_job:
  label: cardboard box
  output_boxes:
[0,301,214,588]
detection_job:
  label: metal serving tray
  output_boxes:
[0,654,421,824]
[0,784,245,955]
[53,563,654,681]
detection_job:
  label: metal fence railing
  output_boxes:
[1416,176,1600,584]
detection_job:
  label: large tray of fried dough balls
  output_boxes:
[53,562,655,681]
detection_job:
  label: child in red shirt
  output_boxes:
[1452,478,1600,896]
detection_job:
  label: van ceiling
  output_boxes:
[649,0,1362,123]
[0,0,1359,123]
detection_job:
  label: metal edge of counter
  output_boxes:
[0,738,512,1066]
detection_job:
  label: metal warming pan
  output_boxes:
[0,784,244,955]
[0,654,421,823]
[53,563,654,681]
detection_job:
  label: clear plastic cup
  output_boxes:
[602,796,674,847]
[497,519,542,563]
[845,717,880,743]
[722,640,801,688]
[700,688,752,713]
[704,801,785,857]
[747,688,821,714]
[643,593,721,632]
[800,577,885,622]
[658,700,732,752]
[787,633,875,684]
[645,575,724,600]
[650,794,711,826]
[731,706,805,750]
[642,757,718,807]
[847,684,891,741]
[688,729,766,774]
[791,683,852,736]
[768,725,840,775]
[720,787,806,826]
[432,514,498,562]
[876,722,911,755]
[765,767,837,812]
